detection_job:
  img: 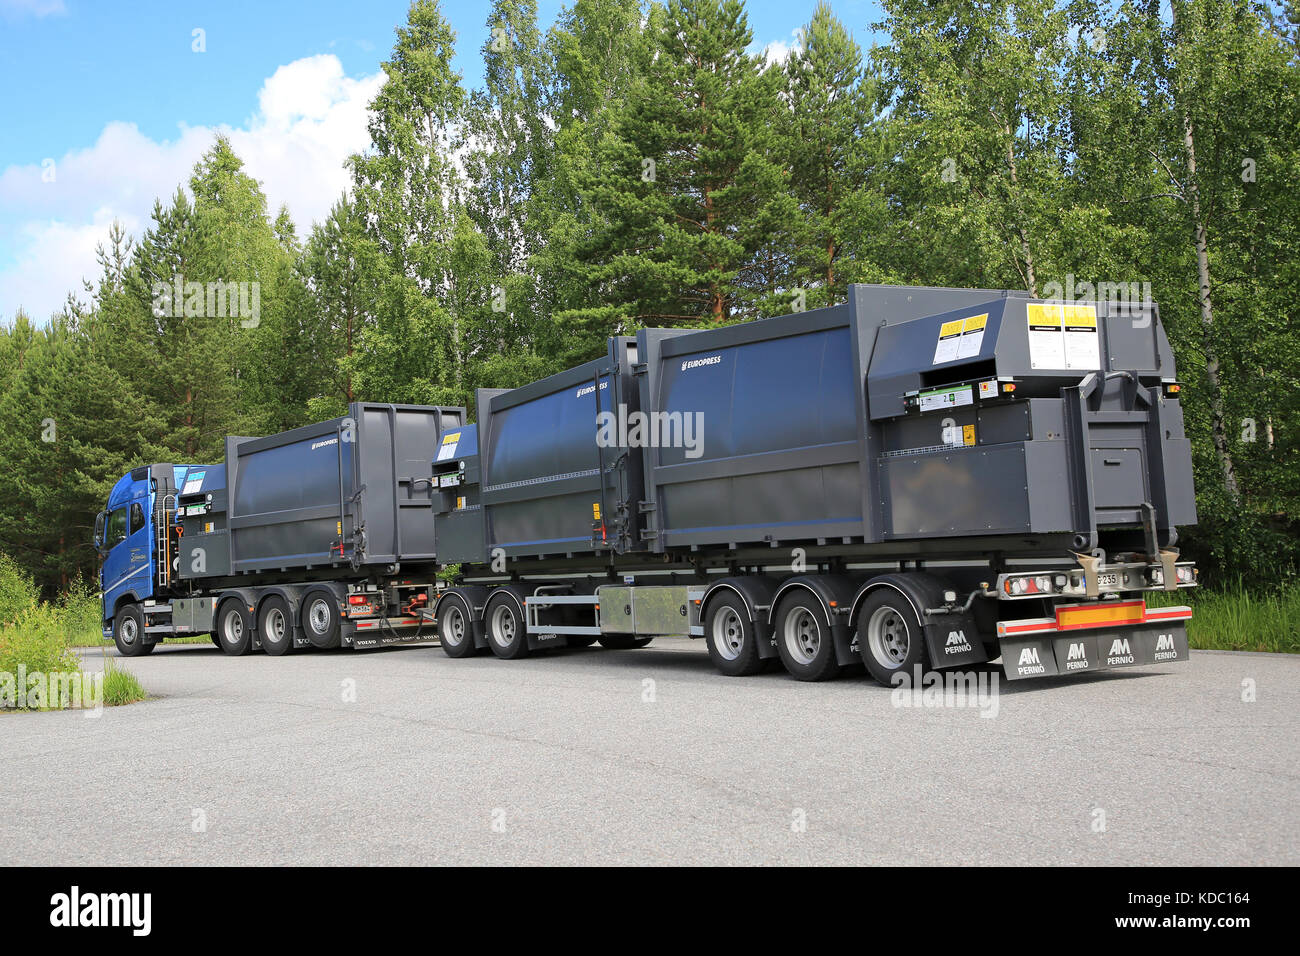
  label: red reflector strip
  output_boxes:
[999,602,1192,637]
[997,618,1057,636]
[1144,605,1193,622]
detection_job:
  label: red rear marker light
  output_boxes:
[348,595,368,605]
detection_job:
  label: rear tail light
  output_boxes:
[348,595,368,606]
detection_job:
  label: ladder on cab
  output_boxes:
[156,493,176,590]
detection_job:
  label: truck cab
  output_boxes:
[94,463,206,655]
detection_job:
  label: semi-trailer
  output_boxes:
[96,284,1199,684]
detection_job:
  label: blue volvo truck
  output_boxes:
[94,403,464,656]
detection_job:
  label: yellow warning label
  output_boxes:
[1026,303,1063,327]
[938,319,964,338]
[442,431,461,445]
[456,496,466,510]
[337,521,342,535]
[1062,304,1098,328]
[592,502,602,520]
[962,313,988,333]
[963,424,976,446]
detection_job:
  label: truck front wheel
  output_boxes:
[856,589,927,686]
[215,600,253,656]
[113,604,153,657]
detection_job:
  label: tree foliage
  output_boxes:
[1,0,1295,594]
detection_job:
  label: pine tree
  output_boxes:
[559,0,795,339]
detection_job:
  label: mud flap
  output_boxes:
[1001,623,1190,680]
[922,612,988,669]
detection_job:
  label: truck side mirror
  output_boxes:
[93,511,106,551]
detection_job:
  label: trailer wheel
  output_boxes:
[259,596,295,656]
[856,589,927,686]
[774,594,840,682]
[113,604,153,657]
[302,590,341,649]
[704,594,767,676]
[598,635,654,650]
[437,594,478,658]
[215,600,253,656]
[485,593,530,659]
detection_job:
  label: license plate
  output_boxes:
[1096,571,1119,588]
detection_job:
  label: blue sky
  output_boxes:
[0,0,883,321]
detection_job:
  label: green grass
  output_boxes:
[1147,583,1300,654]
[1,561,152,710]
[0,603,87,711]
[101,656,147,706]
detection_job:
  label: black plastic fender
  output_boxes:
[699,576,780,659]
[213,587,264,647]
[849,572,988,669]
[435,585,492,649]
[768,574,862,666]
[254,585,309,648]
[484,583,563,651]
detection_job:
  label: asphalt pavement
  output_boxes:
[2,640,1295,865]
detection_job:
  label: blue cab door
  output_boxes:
[99,474,154,626]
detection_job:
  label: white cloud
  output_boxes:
[0,53,383,322]
[0,0,66,19]
[754,28,805,69]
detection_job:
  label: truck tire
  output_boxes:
[856,588,928,686]
[485,592,530,659]
[301,589,341,649]
[113,604,153,657]
[598,635,653,649]
[437,593,478,658]
[773,593,840,682]
[704,594,767,676]
[215,600,253,656]
[259,596,296,656]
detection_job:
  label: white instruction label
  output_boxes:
[956,313,988,359]
[1063,305,1100,370]
[932,313,990,365]
[181,470,206,496]
[1027,304,1065,369]
[436,431,461,463]
[1028,303,1099,370]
